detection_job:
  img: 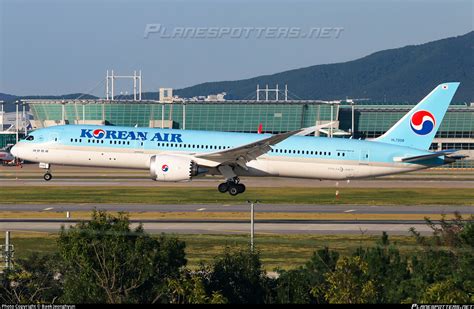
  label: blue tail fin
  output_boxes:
[375,82,460,150]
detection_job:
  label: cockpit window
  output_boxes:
[25,135,34,141]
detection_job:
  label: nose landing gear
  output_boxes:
[39,163,53,181]
[43,172,53,181]
[217,177,246,196]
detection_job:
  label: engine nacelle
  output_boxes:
[150,155,204,182]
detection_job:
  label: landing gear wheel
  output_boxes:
[228,185,239,196]
[43,172,52,181]
[237,183,246,194]
[218,182,229,193]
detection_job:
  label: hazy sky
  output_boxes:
[1,0,472,96]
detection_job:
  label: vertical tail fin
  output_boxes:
[375,82,460,150]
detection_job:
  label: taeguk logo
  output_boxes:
[162,164,169,172]
[410,110,435,135]
[93,129,106,139]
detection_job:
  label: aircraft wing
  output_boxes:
[194,129,303,168]
[393,149,462,163]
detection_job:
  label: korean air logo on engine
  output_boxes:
[93,129,106,139]
[410,110,435,135]
[162,164,169,172]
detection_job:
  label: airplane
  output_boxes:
[0,145,15,164]
[11,82,466,196]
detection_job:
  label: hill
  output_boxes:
[0,93,98,112]
[174,31,474,103]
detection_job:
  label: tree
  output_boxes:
[411,213,474,249]
[353,235,411,303]
[204,247,268,304]
[58,210,186,303]
[406,213,474,303]
[421,279,471,304]
[0,253,63,303]
[274,247,339,304]
[324,256,377,304]
[166,270,227,304]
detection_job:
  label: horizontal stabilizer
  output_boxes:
[295,122,336,136]
[394,149,459,162]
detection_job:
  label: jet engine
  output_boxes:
[150,155,206,181]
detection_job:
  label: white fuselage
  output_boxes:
[13,133,433,181]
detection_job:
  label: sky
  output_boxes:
[0,0,472,96]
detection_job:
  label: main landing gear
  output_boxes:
[218,177,246,196]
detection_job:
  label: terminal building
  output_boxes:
[1,84,473,168]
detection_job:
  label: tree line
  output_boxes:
[0,211,472,304]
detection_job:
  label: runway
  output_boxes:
[1,166,472,235]
[0,203,473,214]
[0,219,434,235]
[2,178,474,188]
[0,203,471,235]
[2,164,474,188]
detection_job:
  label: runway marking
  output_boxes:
[344,209,356,213]
[42,207,54,211]
[196,208,207,212]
